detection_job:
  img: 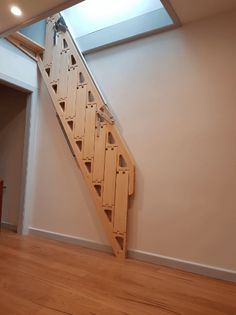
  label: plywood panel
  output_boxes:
[103,147,117,206]
[50,35,62,83]
[66,67,78,119]
[107,125,135,196]
[93,124,106,182]
[113,171,129,233]
[58,51,69,100]
[74,85,87,139]
[83,105,96,160]
[43,19,54,66]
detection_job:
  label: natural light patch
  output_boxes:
[62,0,164,38]
[61,0,174,53]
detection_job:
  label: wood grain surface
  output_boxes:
[0,229,235,315]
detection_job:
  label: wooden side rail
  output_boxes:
[6,32,45,61]
[38,15,135,258]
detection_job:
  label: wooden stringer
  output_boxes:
[38,15,135,258]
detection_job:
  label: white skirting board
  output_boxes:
[28,227,236,283]
[1,222,17,232]
[29,227,113,254]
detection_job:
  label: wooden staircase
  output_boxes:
[38,15,135,258]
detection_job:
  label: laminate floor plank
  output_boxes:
[0,230,235,315]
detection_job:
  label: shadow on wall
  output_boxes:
[0,84,27,131]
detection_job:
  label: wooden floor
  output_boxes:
[0,230,235,315]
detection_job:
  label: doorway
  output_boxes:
[0,83,28,232]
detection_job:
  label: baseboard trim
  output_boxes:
[128,249,236,283]
[1,222,17,232]
[28,227,113,254]
[28,227,236,283]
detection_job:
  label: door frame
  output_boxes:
[0,72,38,234]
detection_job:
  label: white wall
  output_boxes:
[0,10,236,272]
[83,11,236,270]
[0,85,27,225]
[0,39,40,234]
[84,10,236,270]
[30,80,107,243]
[0,39,38,88]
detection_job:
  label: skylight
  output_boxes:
[61,0,175,53]
[62,0,164,38]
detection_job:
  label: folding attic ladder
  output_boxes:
[37,15,135,258]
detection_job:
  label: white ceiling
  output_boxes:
[0,0,83,37]
[0,0,236,37]
[169,0,236,24]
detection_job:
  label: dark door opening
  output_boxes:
[0,83,28,232]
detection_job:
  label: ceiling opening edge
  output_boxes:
[161,0,182,27]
